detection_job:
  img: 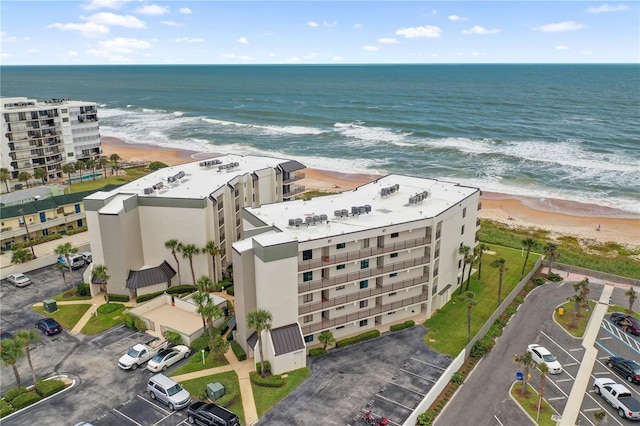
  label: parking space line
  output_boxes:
[582,408,601,412]
[569,348,584,351]
[540,330,582,363]
[593,371,610,375]
[601,320,640,354]
[113,408,142,426]
[137,394,172,415]
[399,368,436,383]
[373,393,414,412]
[564,362,578,367]
[493,415,505,426]
[584,390,625,426]
[151,412,177,426]
[577,412,596,426]
[409,357,446,370]
[600,336,612,340]
[556,379,572,383]
[387,382,426,397]
[548,396,566,401]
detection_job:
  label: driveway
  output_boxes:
[258,326,451,426]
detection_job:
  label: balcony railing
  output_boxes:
[300,292,428,335]
[1,212,85,239]
[283,172,305,184]
[283,184,305,197]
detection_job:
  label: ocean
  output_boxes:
[2,64,639,214]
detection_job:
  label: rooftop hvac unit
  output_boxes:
[334,210,342,217]
[313,215,321,223]
[294,218,303,227]
[305,217,313,225]
[144,187,154,195]
[358,206,366,214]
[341,209,348,217]
[364,205,372,213]
[351,206,359,215]
[381,188,389,196]
[199,162,206,167]
[409,196,416,204]
[167,176,175,183]
[320,214,328,221]
[288,218,295,226]
[395,184,400,191]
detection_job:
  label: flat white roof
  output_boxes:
[247,174,479,240]
[86,154,299,201]
[98,193,134,215]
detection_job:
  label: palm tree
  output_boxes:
[457,291,477,342]
[110,153,121,176]
[93,264,110,302]
[75,160,86,181]
[191,290,209,331]
[54,242,78,287]
[318,331,336,351]
[513,351,533,395]
[626,287,637,313]
[15,329,40,385]
[11,249,33,264]
[57,263,68,286]
[543,242,560,276]
[203,241,221,284]
[33,167,47,185]
[521,237,537,278]
[574,278,590,307]
[17,171,31,188]
[62,163,75,184]
[199,299,223,354]
[99,156,109,177]
[464,252,477,292]
[475,243,489,280]
[536,362,549,422]
[246,309,273,377]
[165,239,182,286]
[0,167,10,193]
[491,258,508,307]
[593,410,606,426]
[181,243,200,285]
[567,294,583,328]
[0,338,25,388]
[85,158,97,180]
[457,245,471,295]
[197,275,214,293]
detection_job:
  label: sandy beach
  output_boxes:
[102,137,640,249]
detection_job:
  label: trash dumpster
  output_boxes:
[207,382,225,401]
[43,299,58,313]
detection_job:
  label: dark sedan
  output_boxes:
[610,312,640,336]
[607,356,640,384]
[187,401,241,426]
[36,318,62,335]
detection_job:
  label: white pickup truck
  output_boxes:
[118,337,169,370]
[593,377,640,420]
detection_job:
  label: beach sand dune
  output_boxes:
[101,137,640,249]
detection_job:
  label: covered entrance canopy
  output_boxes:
[125,260,176,289]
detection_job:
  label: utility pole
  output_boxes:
[18,208,37,259]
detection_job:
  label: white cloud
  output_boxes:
[179,7,192,14]
[463,26,500,35]
[27,48,39,53]
[303,53,318,59]
[237,37,249,44]
[99,37,151,53]
[0,31,17,42]
[220,53,252,61]
[431,53,438,58]
[307,21,319,28]
[471,51,487,56]
[582,50,593,55]
[1,53,15,59]
[68,51,79,57]
[161,21,182,27]
[333,56,344,61]
[136,5,169,15]
[533,21,585,32]
[323,21,337,28]
[378,37,399,44]
[81,0,130,11]
[556,45,569,50]
[85,12,146,28]
[48,22,110,36]
[176,37,204,43]
[587,4,629,13]
[353,23,362,29]
[448,15,468,21]
[395,25,442,39]
[363,45,379,51]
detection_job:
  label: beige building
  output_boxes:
[1,97,101,189]
[83,154,305,298]
[233,174,480,374]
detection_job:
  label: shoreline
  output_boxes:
[101,136,640,248]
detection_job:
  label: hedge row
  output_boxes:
[250,372,284,388]
[230,341,246,361]
[308,348,326,357]
[0,399,13,418]
[136,285,197,303]
[97,303,124,315]
[3,387,27,403]
[107,294,130,303]
[10,392,41,411]
[35,379,65,398]
[255,360,271,374]
[335,330,380,348]
[390,320,415,332]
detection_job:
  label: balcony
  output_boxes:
[477,202,482,211]
[476,218,481,227]
[283,184,305,198]
[299,235,430,271]
[300,292,428,335]
[1,212,85,240]
[283,172,305,184]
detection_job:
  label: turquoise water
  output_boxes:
[2,64,638,213]
[65,173,102,183]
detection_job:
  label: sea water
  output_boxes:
[2,64,638,213]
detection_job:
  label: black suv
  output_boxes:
[607,356,640,384]
[187,401,240,426]
[610,312,640,336]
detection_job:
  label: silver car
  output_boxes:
[7,273,31,288]
[147,373,191,411]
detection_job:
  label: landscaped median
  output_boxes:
[1,375,76,419]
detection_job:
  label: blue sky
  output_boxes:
[1,1,638,65]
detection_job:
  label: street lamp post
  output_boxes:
[18,208,37,259]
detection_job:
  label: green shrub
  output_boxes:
[11,392,42,410]
[191,335,211,353]
[505,306,517,316]
[148,161,169,171]
[335,330,380,348]
[470,337,493,358]
[35,378,66,398]
[391,320,415,332]
[255,360,271,374]
[451,372,465,385]
[231,341,246,361]
[189,350,208,365]
[250,372,284,387]
[3,386,27,403]
[66,226,88,236]
[97,302,124,315]
[108,294,130,302]
[548,273,564,282]
[122,312,147,331]
[417,410,435,426]
[0,398,14,418]
[219,320,229,336]
[226,286,234,296]
[309,347,326,357]
[226,331,234,342]
[532,277,546,286]
[76,283,91,296]
[164,330,183,346]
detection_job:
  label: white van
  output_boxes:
[58,254,85,270]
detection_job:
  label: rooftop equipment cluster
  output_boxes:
[143,181,165,195]
[167,171,185,183]
[408,191,429,204]
[198,159,222,167]
[218,162,239,171]
[334,205,372,218]
[380,184,400,197]
[288,214,329,227]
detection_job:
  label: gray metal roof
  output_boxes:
[278,160,305,173]
[247,331,258,349]
[125,260,176,289]
[270,323,305,356]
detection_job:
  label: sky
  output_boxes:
[1,1,638,65]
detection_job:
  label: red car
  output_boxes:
[610,313,640,336]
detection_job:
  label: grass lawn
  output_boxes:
[554,300,597,337]
[608,305,640,319]
[32,304,91,329]
[51,288,92,301]
[179,371,245,426]
[424,245,540,355]
[510,382,557,426]
[252,367,311,417]
[68,167,150,193]
[80,304,127,335]
[169,351,229,376]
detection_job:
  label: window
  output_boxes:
[458,259,462,268]
[303,293,313,303]
[61,109,67,113]
[389,292,397,296]
[360,259,369,269]
[336,306,345,310]
[391,232,399,238]
[336,285,345,290]
[461,225,465,235]
[68,152,74,157]
[463,207,467,218]
[359,319,368,327]
[302,249,312,261]
[389,273,398,278]
[336,326,345,330]
[359,300,368,308]
[337,264,346,270]
[304,335,313,342]
[390,253,398,258]
[336,243,346,249]
[388,311,396,315]
[359,280,368,289]
[303,271,313,282]
[62,117,69,122]
[303,315,313,323]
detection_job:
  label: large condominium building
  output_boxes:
[83,154,305,299]
[1,97,101,189]
[232,175,480,374]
